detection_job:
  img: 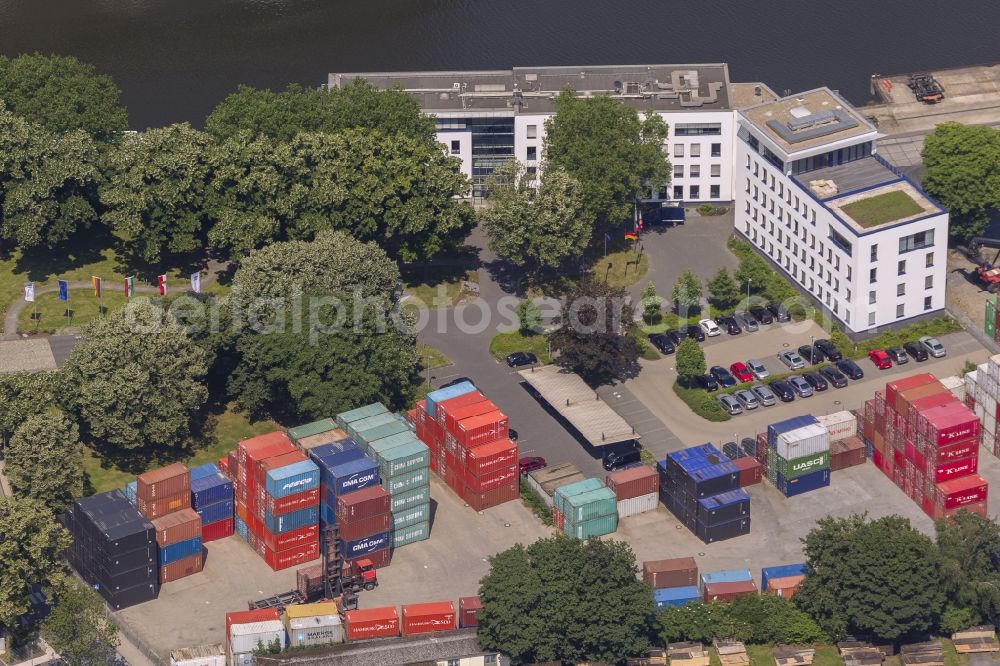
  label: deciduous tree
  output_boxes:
[671,270,703,314]
[935,510,1000,626]
[675,338,706,381]
[6,410,84,512]
[0,371,55,443]
[707,268,741,312]
[41,583,119,666]
[640,282,661,324]
[517,299,542,333]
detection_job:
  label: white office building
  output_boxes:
[328,65,949,334]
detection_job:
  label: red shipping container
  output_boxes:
[347,546,391,570]
[453,410,509,449]
[338,512,391,542]
[459,596,482,628]
[886,374,937,414]
[920,403,980,446]
[336,485,391,522]
[765,575,805,599]
[731,457,762,486]
[160,552,203,584]
[260,487,320,517]
[202,518,234,543]
[401,601,457,636]
[136,491,191,520]
[344,606,400,641]
[872,448,883,471]
[465,438,518,477]
[606,465,658,500]
[893,448,905,470]
[443,398,497,435]
[260,539,319,571]
[226,609,280,648]
[257,523,319,552]
[703,580,758,602]
[922,437,978,466]
[226,452,238,479]
[218,456,230,478]
[152,508,202,546]
[925,498,988,521]
[465,464,518,494]
[136,463,190,502]
[932,455,979,483]
[235,501,249,525]
[464,480,518,511]
[934,475,988,509]
[896,382,947,421]
[436,390,487,429]
[908,392,958,424]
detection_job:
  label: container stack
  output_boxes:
[412,384,519,511]
[226,610,285,666]
[644,557,700,608]
[524,463,587,507]
[553,479,618,539]
[189,463,234,542]
[284,602,345,648]
[136,464,205,584]
[136,463,192,520]
[700,569,758,603]
[965,355,1000,456]
[63,490,158,609]
[756,416,831,497]
[606,466,659,519]
[818,411,867,472]
[658,444,751,544]
[401,601,457,636]
[860,373,987,520]
[287,419,348,454]
[761,563,807,599]
[337,485,393,568]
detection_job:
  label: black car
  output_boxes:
[699,373,719,392]
[647,333,675,354]
[801,372,828,391]
[766,302,791,322]
[505,351,538,368]
[440,376,474,389]
[686,325,706,342]
[886,347,909,365]
[718,316,741,335]
[768,379,795,402]
[814,339,843,361]
[664,329,685,347]
[797,345,824,365]
[602,444,641,471]
[749,306,774,325]
[836,358,864,380]
[819,364,849,388]
[903,341,929,362]
[710,365,738,388]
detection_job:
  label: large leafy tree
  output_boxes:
[671,270,703,314]
[0,109,103,250]
[478,535,655,665]
[60,299,208,458]
[205,80,436,144]
[658,596,826,645]
[922,122,1000,241]
[795,514,944,641]
[544,89,670,228]
[42,583,119,666]
[101,123,214,263]
[0,496,71,627]
[707,268,741,312]
[0,371,55,443]
[6,410,84,513]
[675,338,706,381]
[0,53,127,142]
[548,279,639,384]
[480,159,589,269]
[935,510,1000,626]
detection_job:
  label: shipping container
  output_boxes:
[653,586,701,608]
[236,432,295,469]
[371,439,430,479]
[761,564,807,590]
[196,500,233,526]
[336,403,389,428]
[768,449,831,480]
[263,458,320,500]
[202,518,234,543]
[465,464,519,494]
[226,610,280,649]
[617,492,658,518]
[438,390,487,429]
[425,383,476,419]
[885,374,938,413]
[346,546,391,570]
[459,596,482,628]
[344,531,392,558]
[920,403,980,445]
[337,485,391,522]
[309,439,360,465]
[931,455,979,483]
[321,457,380,498]
[697,489,750,524]
[554,478,606,516]
[933,474,988,509]
[830,437,867,471]
[296,429,349,452]
[767,415,819,448]
[385,467,430,495]
[228,619,285,656]
[776,468,831,497]
[695,516,750,543]
[607,466,659,500]
[564,512,618,539]
[284,603,344,647]
[817,411,858,442]
[287,419,338,444]
[257,523,318,553]
[392,502,431,531]
[676,462,740,499]
[354,420,410,450]
[259,540,319,571]
[189,463,221,482]
[772,423,830,461]
[339,513,392,542]
[170,644,225,666]
[160,552,204,583]
[101,581,159,611]
[343,606,400,641]
[701,569,752,586]
[136,492,192,520]
[401,601,457,636]
[464,479,518,511]
[151,508,201,547]
[643,557,698,589]
[453,410,510,449]
[564,487,617,523]
[389,484,431,513]
[732,457,762,486]
[703,580,758,602]
[159,536,203,565]
[394,520,431,547]
[345,413,399,444]
[191,473,233,509]
[137,463,191,502]
[261,488,318,517]
[441,398,499,435]
[465,438,519,477]
[261,506,318,535]
[765,575,805,598]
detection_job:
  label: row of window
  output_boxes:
[674,143,722,158]
[868,275,934,302]
[673,164,722,179]
[879,297,934,324]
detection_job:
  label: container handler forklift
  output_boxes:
[959,236,1000,293]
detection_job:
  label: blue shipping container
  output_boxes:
[323,457,380,498]
[265,459,320,499]
[767,415,820,448]
[196,500,233,525]
[310,439,359,461]
[319,502,336,528]
[312,447,365,475]
[653,586,701,608]
[344,531,391,557]
[191,473,234,509]
[124,481,137,504]
[189,463,220,482]
[234,515,248,541]
[701,569,753,587]
[761,564,808,591]
[667,443,724,475]
[262,506,319,535]
[425,381,476,419]
[159,537,203,565]
[697,489,750,524]
[776,468,831,497]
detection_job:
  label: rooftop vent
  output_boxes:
[789,106,811,119]
[524,73,537,82]
[787,110,837,131]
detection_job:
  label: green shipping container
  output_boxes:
[564,513,618,539]
[366,431,417,460]
[287,419,338,444]
[987,296,997,339]
[389,484,430,513]
[354,420,410,450]
[392,502,430,531]
[768,448,830,479]
[336,403,388,429]
[345,412,397,444]
[393,520,430,547]
[565,487,617,523]
[386,467,429,495]
[375,441,429,479]
[553,478,604,516]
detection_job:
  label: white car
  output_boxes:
[699,318,721,337]
[919,335,946,358]
[746,358,770,380]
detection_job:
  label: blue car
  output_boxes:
[835,358,864,380]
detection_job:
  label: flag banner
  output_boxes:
[124,276,135,298]
[157,274,167,296]
[58,280,69,302]
[91,276,102,298]
[637,212,644,233]
[23,283,34,302]
[190,272,201,294]
[624,232,638,240]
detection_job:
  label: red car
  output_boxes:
[729,362,754,383]
[868,349,893,370]
[519,456,547,475]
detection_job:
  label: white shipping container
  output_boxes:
[989,355,1000,381]
[775,423,830,461]
[976,385,989,408]
[939,375,965,401]
[966,371,978,399]
[229,620,285,656]
[170,644,225,666]
[616,492,658,518]
[986,412,997,437]
[976,402,986,422]
[287,613,345,648]
[817,411,857,442]
[984,373,1000,399]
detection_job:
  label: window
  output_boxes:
[447,660,460,666]
[658,185,668,199]
[925,251,934,268]
[690,144,701,158]
[847,267,852,280]
[870,245,878,261]
[674,164,684,178]
[869,312,876,326]
[711,143,722,157]
[896,303,905,318]
[870,267,877,282]
[925,275,933,289]
[690,165,701,178]
[829,229,853,256]
[675,123,722,136]
[526,124,537,139]
[673,185,683,199]
[899,229,935,253]
[526,166,537,179]
[707,165,720,180]
[924,296,933,311]
[897,260,906,276]
[690,185,700,199]
[869,291,876,304]
[450,140,460,155]
[846,289,851,301]
[674,144,685,158]
[710,185,720,199]
[526,146,537,160]
[897,283,905,296]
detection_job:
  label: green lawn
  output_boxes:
[489,329,552,364]
[595,247,649,288]
[746,645,840,666]
[418,343,451,370]
[19,289,129,334]
[401,265,476,308]
[840,190,924,228]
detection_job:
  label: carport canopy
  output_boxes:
[517,365,639,447]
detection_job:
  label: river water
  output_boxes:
[1,0,998,129]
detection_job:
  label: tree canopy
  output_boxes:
[42,583,119,666]
[477,535,655,665]
[935,510,1000,627]
[671,270,703,314]
[6,410,84,513]
[675,338,706,380]
[544,89,670,228]
[0,371,55,442]
[205,80,436,144]
[707,268,741,312]
[0,53,127,141]
[922,122,1000,241]
[659,595,827,645]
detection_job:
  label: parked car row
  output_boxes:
[646,302,792,356]
[866,337,945,370]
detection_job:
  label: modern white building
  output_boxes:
[328,65,949,335]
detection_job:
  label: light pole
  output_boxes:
[746,279,752,308]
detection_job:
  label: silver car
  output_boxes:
[778,350,805,370]
[787,375,814,397]
[751,383,776,406]
[718,394,743,415]
[734,311,759,332]
[746,358,769,380]
[919,335,946,358]
[733,389,759,410]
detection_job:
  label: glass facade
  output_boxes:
[789,142,873,175]
[437,116,515,197]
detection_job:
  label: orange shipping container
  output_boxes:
[765,574,805,598]
[152,508,201,547]
[136,491,191,520]
[160,552,203,583]
[453,410,509,449]
[136,463,190,502]
[401,601,456,636]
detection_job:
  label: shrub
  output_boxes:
[519,477,554,526]
[673,381,729,422]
